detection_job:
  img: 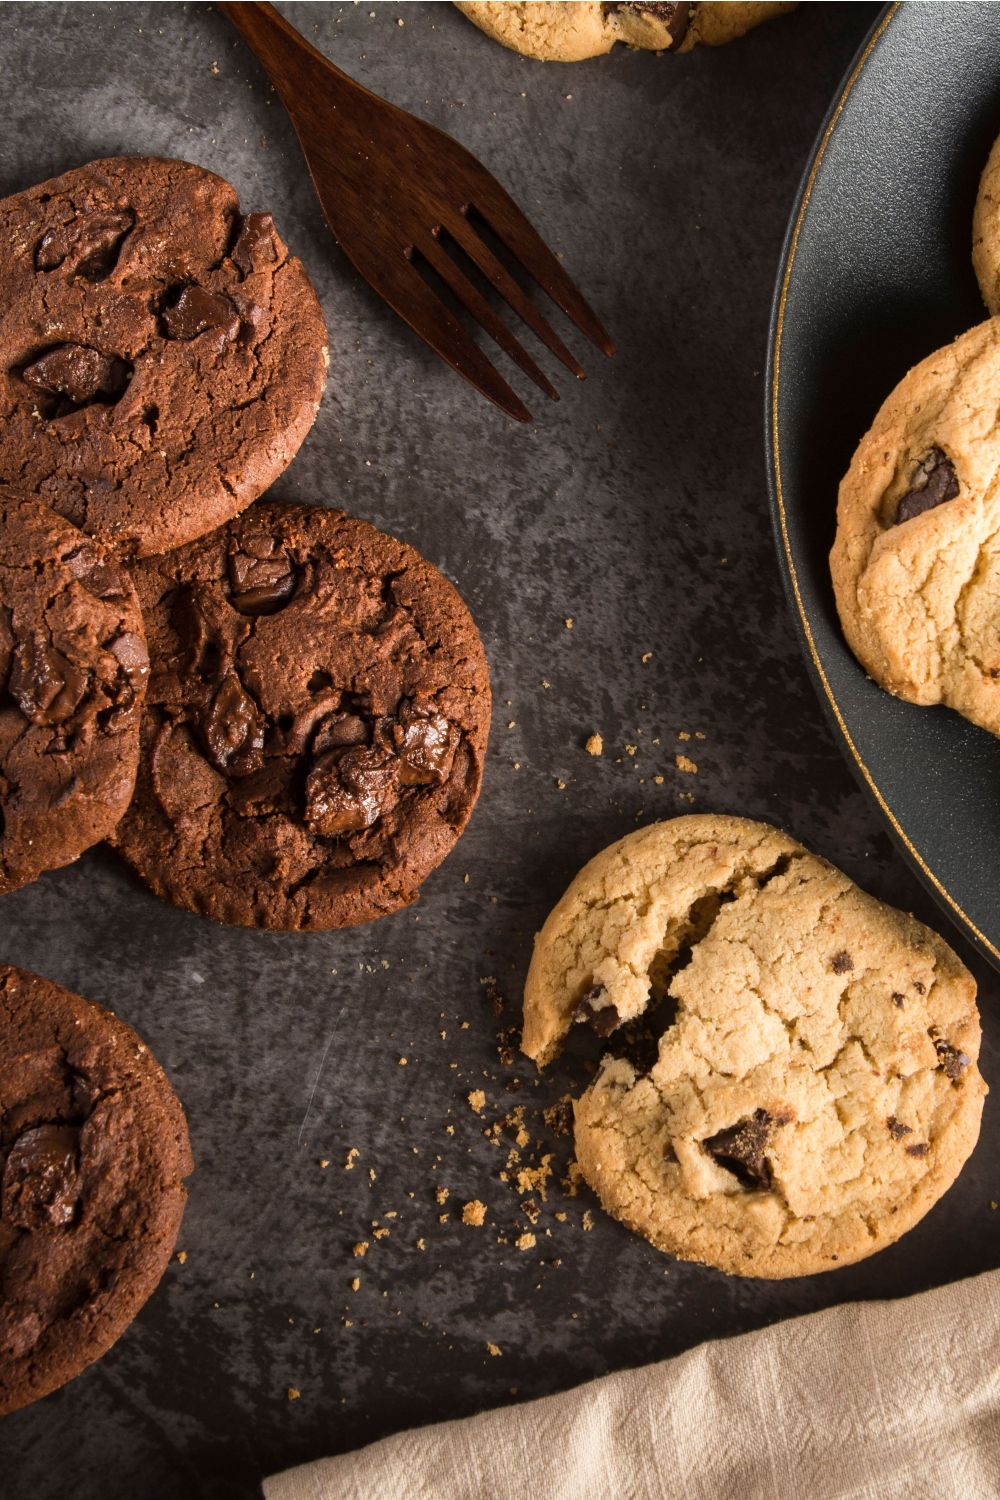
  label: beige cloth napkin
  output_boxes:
[264,1268,1000,1500]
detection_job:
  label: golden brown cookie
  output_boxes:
[830,317,1000,736]
[453,2,797,62]
[523,816,985,1278]
[973,130,1000,313]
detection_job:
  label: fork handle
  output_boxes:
[218,1,364,118]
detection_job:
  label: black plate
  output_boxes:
[768,2,1000,968]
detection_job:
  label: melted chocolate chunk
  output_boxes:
[35,208,134,281]
[905,1142,930,1158]
[201,670,265,776]
[162,285,239,342]
[887,1116,912,1140]
[830,950,854,974]
[393,702,459,785]
[1,1124,80,1231]
[9,632,89,726]
[305,744,400,836]
[935,1039,971,1080]
[23,344,130,406]
[702,1109,775,1189]
[227,545,296,616]
[895,449,960,525]
[231,212,278,277]
[572,984,621,1038]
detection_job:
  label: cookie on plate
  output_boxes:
[830,317,1000,737]
[973,131,1000,313]
[0,965,193,1415]
[111,501,491,930]
[0,156,328,557]
[523,815,985,1277]
[453,2,797,62]
[1,494,149,895]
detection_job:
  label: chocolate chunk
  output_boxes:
[892,992,905,1008]
[895,449,960,525]
[227,543,296,615]
[831,950,854,974]
[1,1123,80,1231]
[572,984,621,1037]
[201,670,265,776]
[887,1116,912,1139]
[664,1141,678,1164]
[305,743,400,836]
[905,1142,930,1158]
[543,1098,573,1137]
[702,1109,775,1189]
[913,981,926,995]
[9,632,89,726]
[393,702,458,785]
[23,344,130,406]
[604,0,691,43]
[35,208,134,281]
[504,1078,522,1094]
[231,212,278,277]
[935,1039,971,1080]
[62,546,125,600]
[162,285,239,342]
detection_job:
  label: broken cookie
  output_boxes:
[523,815,985,1277]
[111,500,491,930]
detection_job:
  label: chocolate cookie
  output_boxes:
[0,494,149,894]
[0,157,328,557]
[112,501,491,929]
[0,965,193,1414]
[453,2,797,62]
[524,817,985,1278]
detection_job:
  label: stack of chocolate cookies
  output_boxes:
[0,155,491,1411]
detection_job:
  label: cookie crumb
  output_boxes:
[468,1089,486,1113]
[654,775,664,784]
[565,618,573,628]
[287,1388,300,1401]
[626,745,636,756]
[369,1168,376,1181]
[351,1277,360,1291]
[555,1211,567,1222]
[585,734,603,756]
[556,779,566,790]
[319,1159,329,1169]
[516,1232,536,1250]
[176,1250,187,1264]
[582,1211,594,1231]
[439,1213,449,1223]
[398,1057,408,1066]
[676,755,697,774]
[416,1238,426,1250]
[642,652,652,662]
[463,1200,487,1226]
[487,1342,502,1356]
[436,1186,449,1204]
[352,1241,369,1257]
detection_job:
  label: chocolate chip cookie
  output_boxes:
[1,494,149,895]
[111,501,491,930]
[524,816,985,1277]
[0,157,328,557]
[453,2,797,62]
[973,130,1000,313]
[830,318,1000,737]
[0,965,193,1414]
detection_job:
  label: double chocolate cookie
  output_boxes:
[453,2,797,62]
[0,157,328,557]
[524,816,985,1277]
[112,501,491,930]
[1,494,149,894]
[0,965,193,1415]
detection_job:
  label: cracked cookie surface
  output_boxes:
[0,156,328,557]
[453,2,796,62]
[523,815,985,1277]
[830,317,1000,736]
[0,964,193,1415]
[0,493,149,894]
[112,500,491,930]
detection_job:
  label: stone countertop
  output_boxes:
[2,4,996,1498]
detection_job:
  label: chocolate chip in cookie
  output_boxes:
[895,448,960,524]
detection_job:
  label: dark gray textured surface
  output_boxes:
[1,4,997,1498]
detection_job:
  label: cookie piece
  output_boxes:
[830,318,1000,736]
[111,501,491,930]
[524,816,985,1278]
[0,494,149,894]
[973,131,1000,313]
[0,965,193,1414]
[453,2,797,62]
[0,157,328,557]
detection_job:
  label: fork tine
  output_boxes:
[461,175,616,359]
[366,251,533,422]
[440,212,587,380]
[417,235,559,402]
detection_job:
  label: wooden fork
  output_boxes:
[218,2,614,422]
